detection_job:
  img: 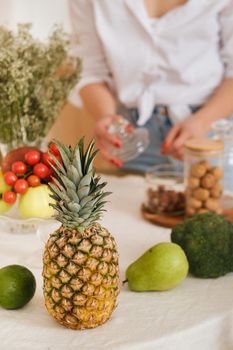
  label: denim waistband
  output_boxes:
[128,105,201,122]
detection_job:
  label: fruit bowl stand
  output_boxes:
[0,199,52,235]
[0,174,232,350]
[0,213,43,234]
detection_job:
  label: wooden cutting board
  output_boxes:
[141,202,233,229]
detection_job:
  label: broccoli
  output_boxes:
[171,213,233,278]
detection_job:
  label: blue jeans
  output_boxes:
[122,106,175,172]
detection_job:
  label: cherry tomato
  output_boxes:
[24,150,41,165]
[42,152,55,167]
[46,167,55,181]
[42,152,62,167]
[33,163,49,179]
[27,175,41,187]
[4,171,18,186]
[2,191,17,204]
[11,161,27,175]
[14,179,28,194]
[50,177,61,188]
[49,142,60,156]
[55,155,62,165]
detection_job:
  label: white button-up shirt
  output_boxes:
[68,0,233,125]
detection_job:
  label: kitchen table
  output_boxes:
[0,175,232,350]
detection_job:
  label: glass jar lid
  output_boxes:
[184,138,224,156]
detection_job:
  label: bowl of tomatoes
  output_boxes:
[0,142,60,234]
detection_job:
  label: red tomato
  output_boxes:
[50,177,61,188]
[1,146,38,173]
[25,150,41,165]
[46,167,55,181]
[42,152,62,168]
[33,163,49,179]
[49,142,60,156]
[4,171,18,186]
[2,191,17,204]
[55,155,62,165]
[14,179,28,194]
[42,152,55,167]
[27,175,41,187]
[11,161,27,175]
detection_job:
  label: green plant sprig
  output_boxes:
[0,23,81,149]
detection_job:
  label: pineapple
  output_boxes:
[42,139,120,330]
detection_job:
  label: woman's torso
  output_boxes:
[144,0,188,19]
[77,0,232,123]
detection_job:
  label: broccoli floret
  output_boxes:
[171,213,233,278]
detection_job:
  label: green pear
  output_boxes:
[126,242,189,292]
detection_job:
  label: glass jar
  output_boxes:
[211,119,233,194]
[144,164,185,216]
[184,138,224,217]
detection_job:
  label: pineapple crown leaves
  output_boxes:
[48,138,111,229]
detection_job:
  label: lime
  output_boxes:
[0,265,36,309]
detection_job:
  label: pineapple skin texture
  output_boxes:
[43,223,120,330]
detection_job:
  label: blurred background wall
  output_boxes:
[0,0,71,38]
[0,0,114,172]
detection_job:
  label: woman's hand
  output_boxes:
[94,114,125,167]
[162,114,211,160]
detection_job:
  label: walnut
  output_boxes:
[211,166,224,180]
[185,159,223,217]
[146,186,185,214]
[190,163,207,178]
[186,207,196,217]
[199,160,211,171]
[187,177,200,189]
[187,197,202,209]
[210,183,223,198]
[205,198,220,211]
[193,188,210,201]
[201,173,216,189]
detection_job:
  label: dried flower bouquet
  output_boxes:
[0,24,81,150]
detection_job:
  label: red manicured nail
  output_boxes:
[162,141,169,150]
[126,123,134,133]
[110,159,123,167]
[114,141,121,149]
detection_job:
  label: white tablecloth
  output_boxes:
[0,175,233,350]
